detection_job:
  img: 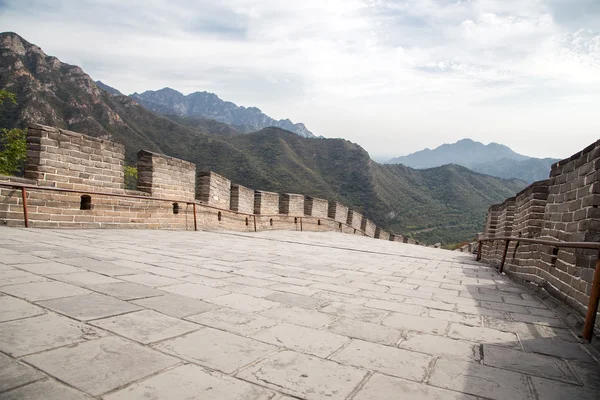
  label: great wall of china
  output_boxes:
[477,138,600,329]
[0,123,424,244]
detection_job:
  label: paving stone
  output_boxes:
[266,283,320,296]
[16,262,83,275]
[236,350,367,400]
[220,283,276,298]
[313,290,367,305]
[353,372,477,400]
[266,275,313,286]
[23,336,178,396]
[0,281,90,301]
[530,376,600,400]
[382,312,448,335]
[141,265,190,278]
[265,292,330,309]
[480,301,529,314]
[155,327,278,373]
[50,271,121,286]
[161,282,229,299]
[0,254,45,265]
[388,287,433,299]
[521,338,596,363]
[363,299,425,315]
[0,352,43,392]
[0,313,105,357]
[104,364,275,400]
[120,273,182,287]
[252,323,349,357]
[427,309,482,326]
[226,276,274,287]
[260,305,335,328]
[569,361,600,390]
[331,339,431,381]
[309,282,359,294]
[510,313,565,327]
[455,304,509,319]
[483,344,576,382]
[326,317,403,346]
[59,257,139,276]
[0,379,93,400]
[429,358,533,400]
[404,296,456,311]
[91,309,199,344]
[131,293,217,318]
[399,332,480,362]
[448,323,520,348]
[38,293,141,321]
[187,307,277,336]
[0,295,45,322]
[320,301,387,323]
[527,307,557,317]
[88,282,165,300]
[181,274,230,287]
[208,293,280,312]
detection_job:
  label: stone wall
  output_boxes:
[480,139,600,325]
[196,171,231,209]
[328,201,349,224]
[347,210,363,231]
[26,124,125,193]
[279,193,304,216]
[0,123,430,248]
[137,150,195,201]
[361,217,376,238]
[375,227,390,240]
[304,196,328,218]
[230,184,254,214]
[254,191,280,215]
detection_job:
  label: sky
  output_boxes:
[1,0,599,161]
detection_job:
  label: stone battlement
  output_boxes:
[0,124,421,244]
[479,139,600,326]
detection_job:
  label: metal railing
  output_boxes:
[0,182,369,235]
[477,236,600,341]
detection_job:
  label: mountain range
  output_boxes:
[0,31,527,245]
[387,139,559,183]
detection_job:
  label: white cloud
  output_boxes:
[0,0,598,160]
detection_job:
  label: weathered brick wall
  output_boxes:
[389,234,404,242]
[490,197,516,265]
[137,151,195,201]
[347,209,363,230]
[196,171,231,209]
[504,181,549,283]
[26,124,125,192]
[279,193,304,215]
[254,191,279,215]
[480,205,500,264]
[328,201,348,224]
[361,217,376,238]
[1,124,429,248]
[480,139,600,325]
[304,196,328,218]
[375,227,390,240]
[535,140,600,316]
[230,184,254,214]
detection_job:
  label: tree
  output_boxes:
[0,90,26,176]
[124,165,138,190]
[0,128,27,175]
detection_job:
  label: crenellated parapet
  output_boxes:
[1,124,422,245]
[479,138,600,324]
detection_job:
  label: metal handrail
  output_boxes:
[0,181,370,235]
[477,236,600,341]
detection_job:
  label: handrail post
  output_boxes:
[499,239,510,273]
[20,187,29,228]
[192,203,197,231]
[477,241,482,261]
[253,215,257,232]
[300,217,303,232]
[582,254,600,341]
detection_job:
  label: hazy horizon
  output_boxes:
[1,0,598,160]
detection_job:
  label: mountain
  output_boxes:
[130,88,315,138]
[95,80,123,96]
[0,31,527,244]
[387,139,559,182]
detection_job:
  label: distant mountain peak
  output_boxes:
[96,81,123,96]
[387,138,559,183]
[130,87,315,138]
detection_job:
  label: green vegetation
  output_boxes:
[0,90,26,176]
[124,165,138,190]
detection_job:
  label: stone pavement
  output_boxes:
[0,227,599,400]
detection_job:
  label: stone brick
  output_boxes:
[196,170,230,209]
